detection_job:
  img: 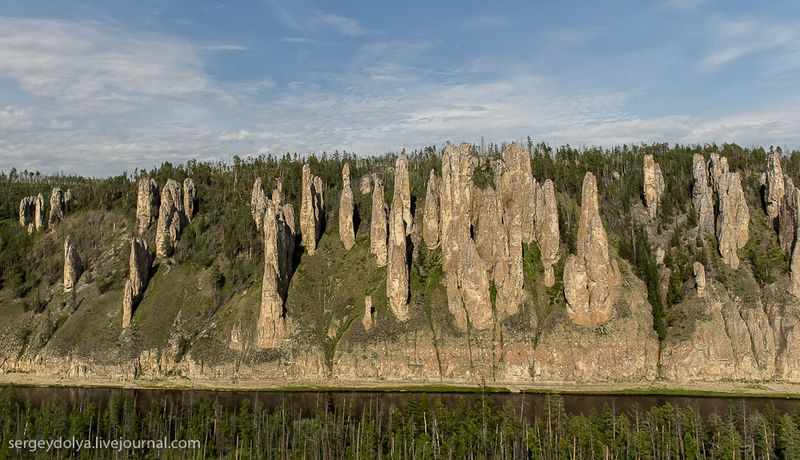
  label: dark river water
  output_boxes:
[1,385,798,421]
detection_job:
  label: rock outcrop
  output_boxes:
[643,154,665,218]
[778,176,797,255]
[716,171,749,270]
[18,196,35,228]
[34,194,45,231]
[155,179,185,258]
[386,195,409,321]
[694,261,706,298]
[183,178,196,223]
[393,155,413,235]
[790,187,800,298]
[440,143,492,331]
[258,196,296,349]
[563,172,620,328]
[498,143,536,243]
[362,296,374,331]
[692,154,715,234]
[422,169,440,250]
[534,179,560,287]
[359,175,372,195]
[370,177,388,267]
[338,163,355,250]
[765,148,785,221]
[708,153,729,193]
[136,178,159,235]
[48,187,65,229]
[251,178,268,230]
[63,236,82,292]
[300,164,324,256]
[122,237,153,329]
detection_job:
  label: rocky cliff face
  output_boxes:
[440,143,493,331]
[155,179,186,258]
[183,178,196,223]
[386,194,409,321]
[708,153,729,192]
[300,164,324,256]
[359,175,372,195]
[692,154,715,234]
[122,237,153,329]
[136,178,159,235]
[18,196,35,230]
[250,177,267,230]
[643,154,665,218]
[370,176,388,267]
[338,163,355,250]
[790,187,800,298]
[778,176,797,255]
[716,171,749,270]
[534,179,560,287]
[694,262,706,298]
[765,148,785,221]
[48,187,65,229]
[563,172,620,328]
[258,196,295,349]
[63,236,82,292]
[393,155,413,236]
[362,295,374,331]
[422,169,440,250]
[499,143,536,243]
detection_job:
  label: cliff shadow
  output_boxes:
[353,205,361,236]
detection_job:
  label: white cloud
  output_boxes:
[701,18,797,72]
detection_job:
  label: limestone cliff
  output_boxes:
[386,195,409,321]
[300,164,324,256]
[779,176,797,255]
[765,148,785,220]
[136,178,159,235]
[716,171,749,270]
[338,163,355,250]
[563,172,620,328]
[692,154,715,234]
[258,198,295,349]
[183,178,197,223]
[370,176,388,267]
[48,187,65,229]
[63,236,82,292]
[155,179,185,258]
[393,155,413,236]
[534,179,560,287]
[440,143,492,331]
[643,154,665,218]
[251,177,267,230]
[122,237,153,329]
[422,169,440,250]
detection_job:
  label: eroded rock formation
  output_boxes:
[18,196,35,228]
[440,143,492,331]
[422,169,440,250]
[499,143,536,243]
[779,176,797,255]
[708,153,729,193]
[370,176,388,267]
[48,187,65,229]
[386,195,409,321]
[338,163,355,250]
[393,155,413,235]
[34,194,45,231]
[765,148,785,220]
[155,179,185,258]
[716,171,749,270]
[258,196,296,349]
[251,178,267,230]
[136,178,159,235]
[692,154,715,234]
[183,178,196,223]
[122,237,153,329]
[300,164,324,256]
[694,261,706,298]
[359,175,372,195]
[643,154,665,218]
[63,236,82,292]
[534,179,560,287]
[362,296,374,331]
[563,172,620,328]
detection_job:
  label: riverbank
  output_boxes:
[3,372,800,399]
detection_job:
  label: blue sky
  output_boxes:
[0,0,799,176]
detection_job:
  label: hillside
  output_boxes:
[2,141,800,388]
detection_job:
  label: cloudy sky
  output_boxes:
[0,0,798,177]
